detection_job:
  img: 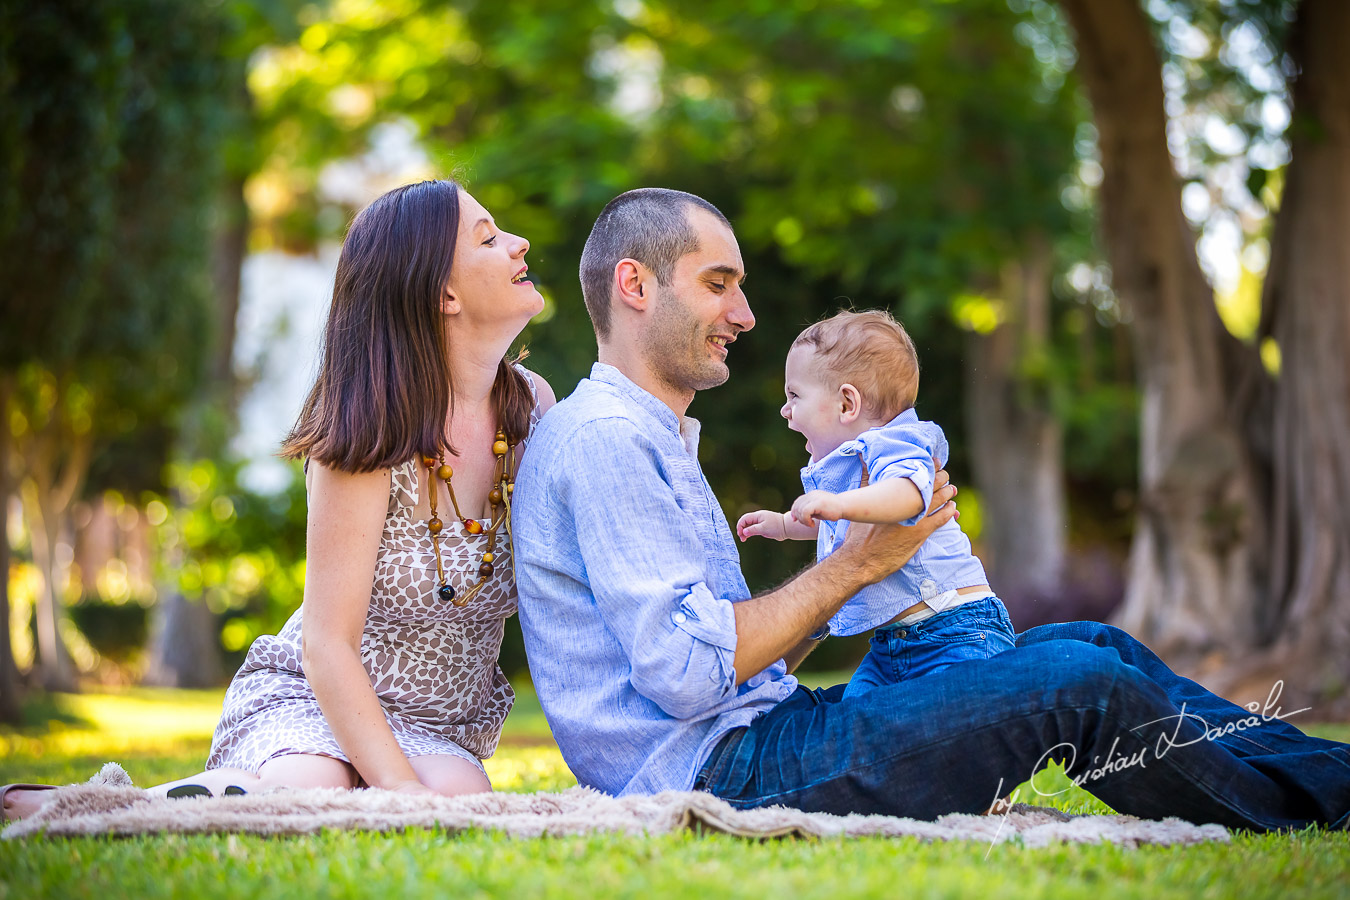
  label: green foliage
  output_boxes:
[147,459,308,665]
[0,0,251,501]
[160,0,1146,635]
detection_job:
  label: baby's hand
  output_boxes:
[737,510,787,541]
[790,490,842,527]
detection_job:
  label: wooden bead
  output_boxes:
[488,489,502,504]
[438,464,453,480]
[506,484,514,495]
[422,456,436,469]
[492,440,509,456]
[428,517,443,534]
[478,562,494,577]
[464,519,483,535]
[482,552,495,563]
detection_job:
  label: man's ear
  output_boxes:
[839,383,864,425]
[614,258,651,313]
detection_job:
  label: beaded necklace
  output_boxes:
[423,429,516,606]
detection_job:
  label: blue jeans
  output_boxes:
[694,620,1350,831]
[843,596,1017,700]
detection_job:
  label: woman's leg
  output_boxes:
[408,754,492,795]
[255,753,359,790]
[145,753,357,798]
[147,768,262,799]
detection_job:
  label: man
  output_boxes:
[513,188,1350,830]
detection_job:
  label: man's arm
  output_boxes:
[780,633,822,674]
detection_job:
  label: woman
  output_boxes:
[3,178,556,816]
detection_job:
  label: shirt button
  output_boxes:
[672,612,688,624]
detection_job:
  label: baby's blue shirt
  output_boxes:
[801,409,989,636]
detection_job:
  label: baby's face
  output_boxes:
[781,344,867,462]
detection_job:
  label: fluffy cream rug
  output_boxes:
[3,763,1229,847]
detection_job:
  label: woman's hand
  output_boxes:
[385,779,437,797]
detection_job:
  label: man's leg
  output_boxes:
[1017,621,1346,757]
[698,639,1350,830]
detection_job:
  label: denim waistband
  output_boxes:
[692,725,746,791]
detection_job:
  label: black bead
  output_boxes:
[437,584,456,603]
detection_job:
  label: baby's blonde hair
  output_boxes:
[792,309,919,421]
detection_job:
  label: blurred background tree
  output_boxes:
[2,0,1345,717]
[0,0,244,707]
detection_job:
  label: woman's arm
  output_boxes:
[300,462,427,792]
[791,478,924,527]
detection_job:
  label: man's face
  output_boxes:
[643,209,755,395]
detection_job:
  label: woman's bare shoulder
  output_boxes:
[522,368,558,416]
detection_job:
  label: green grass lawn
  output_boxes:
[2,680,1348,900]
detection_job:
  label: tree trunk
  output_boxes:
[1230,0,1350,711]
[0,375,25,722]
[965,239,1068,612]
[1059,0,1258,656]
[142,176,246,688]
[18,432,89,693]
[142,587,222,688]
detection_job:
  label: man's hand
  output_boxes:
[737,509,788,541]
[790,490,842,527]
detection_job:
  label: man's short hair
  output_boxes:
[579,188,730,339]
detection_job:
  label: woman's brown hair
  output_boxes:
[280,179,533,472]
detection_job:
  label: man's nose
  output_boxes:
[727,284,755,332]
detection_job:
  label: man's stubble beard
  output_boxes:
[642,282,729,396]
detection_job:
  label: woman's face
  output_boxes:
[444,190,544,327]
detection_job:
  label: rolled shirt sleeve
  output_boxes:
[863,417,949,525]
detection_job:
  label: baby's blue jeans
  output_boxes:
[843,595,1017,700]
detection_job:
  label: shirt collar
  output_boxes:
[589,362,702,456]
[802,408,920,474]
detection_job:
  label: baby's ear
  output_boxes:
[838,383,863,423]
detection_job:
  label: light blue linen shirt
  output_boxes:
[514,363,797,796]
[805,409,989,636]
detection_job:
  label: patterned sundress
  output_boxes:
[207,391,541,776]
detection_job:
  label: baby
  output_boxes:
[737,309,1016,699]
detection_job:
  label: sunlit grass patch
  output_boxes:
[0,686,573,793]
[484,746,576,793]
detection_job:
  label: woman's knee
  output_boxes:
[256,753,359,790]
[409,755,491,796]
